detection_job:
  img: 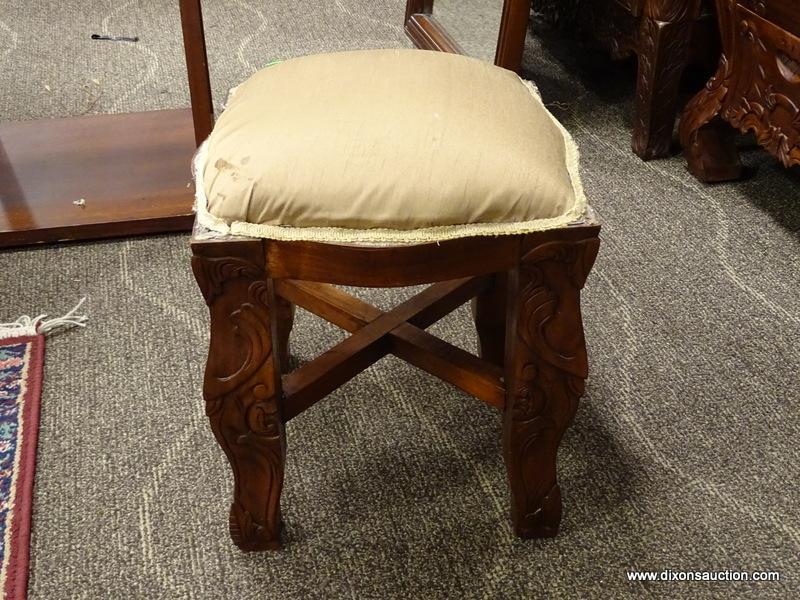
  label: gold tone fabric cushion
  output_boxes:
[194,49,587,243]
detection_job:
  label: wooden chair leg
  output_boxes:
[191,239,286,551]
[275,296,295,372]
[471,272,508,368]
[502,237,599,538]
[631,9,697,160]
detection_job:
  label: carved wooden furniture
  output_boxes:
[192,225,600,550]
[680,0,800,181]
[404,0,533,71]
[183,2,601,550]
[576,0,707,160]
[0,1,213,247]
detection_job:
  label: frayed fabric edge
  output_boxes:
[192,76,590,244]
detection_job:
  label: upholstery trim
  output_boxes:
[193,77,588,243]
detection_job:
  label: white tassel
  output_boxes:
[0,298,88,340]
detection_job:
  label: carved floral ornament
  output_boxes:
[724,18,800,167]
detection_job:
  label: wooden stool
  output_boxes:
[181,2,600,550]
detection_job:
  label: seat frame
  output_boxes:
[180,0,601,551]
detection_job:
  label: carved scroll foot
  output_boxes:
[632,16,694,160]
[471,273,508,368]
[679,55,742,182]
[684,119,742,182]
[192,238,287,551]
[503,237,599,538]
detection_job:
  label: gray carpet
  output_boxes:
[1,1,799,599]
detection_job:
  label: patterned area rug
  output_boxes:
[0,303,86,600]
[0,335,44,600]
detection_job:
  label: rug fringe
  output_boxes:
[0,298,88,339]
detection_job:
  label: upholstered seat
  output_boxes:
[194,49,587,244]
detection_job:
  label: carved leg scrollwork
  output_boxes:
[503,237,599,538]
[632,0,702,160]
[632,18,692,159]
[191,239,286,551]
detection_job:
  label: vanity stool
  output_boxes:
[185,9,600,550]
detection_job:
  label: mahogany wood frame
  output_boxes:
[180,0,215,146]
[404,0,533,72]
[181,0,602,551]
[192,225,600,550]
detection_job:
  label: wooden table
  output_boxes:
[0,110,196,247]
[0,0,213,248]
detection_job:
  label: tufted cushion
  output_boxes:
[194,49,587,244]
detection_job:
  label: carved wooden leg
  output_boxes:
[274,295,295,373]
[632,14,695,159]
[471,272,507,368]
[502,237,599,538]
[191,238,286,551]
[679,55,742,182]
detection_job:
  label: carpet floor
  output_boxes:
[1,1,799,598]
